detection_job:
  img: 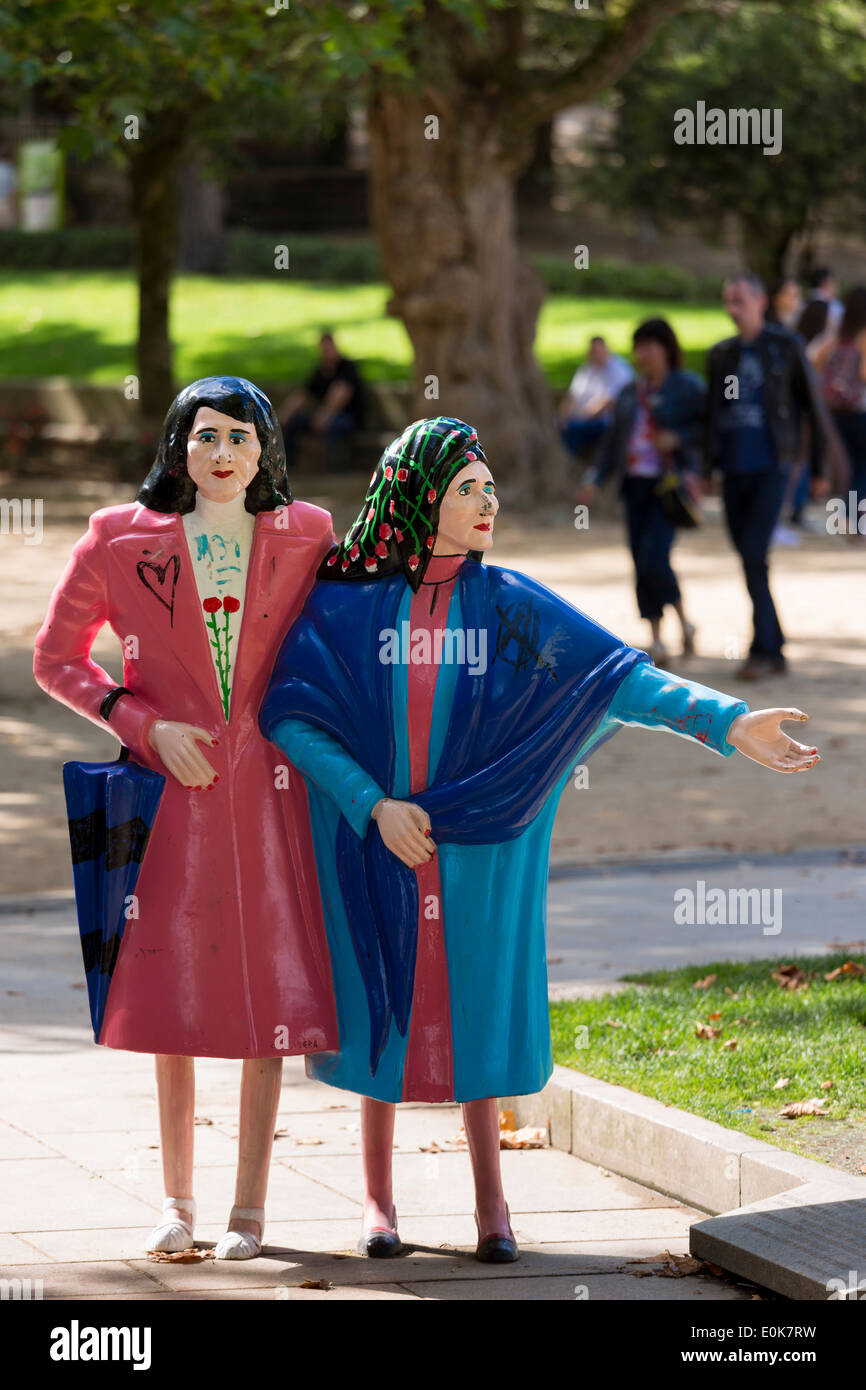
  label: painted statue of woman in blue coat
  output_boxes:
[259,416,819,1263]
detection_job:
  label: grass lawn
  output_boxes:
[0,271,732,386]
[550,954,866,1176]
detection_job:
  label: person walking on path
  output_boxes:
[705,274,828,679]
[578,319,703,664]
[813,285,866,538]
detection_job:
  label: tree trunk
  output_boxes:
[739,215,798,289]
[178,147,225,274]
[366,88,569,496]
[127,109,189,420]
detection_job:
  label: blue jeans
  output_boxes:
[623,475,681,621]
[282,409,357,470]
[561,417,607,459]
[722,469,788,658]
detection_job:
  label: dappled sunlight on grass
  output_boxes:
[0,271,731,386]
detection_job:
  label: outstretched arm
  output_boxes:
[608,662,819,771]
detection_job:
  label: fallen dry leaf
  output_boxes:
[148,1248,214,1263]
[693,974,717,990]
[722,1039,738,1050]
[419,1140,442,1153]
[708,1011,723,1021]
[695,1022,722,1040]
[498,1109,516,1131]
[194,1116,213,1126]
[821,1080,834,1090]
[825,960,865,982]
[604,1017,623,1028]
[299,1278,332,1290]
[771,964,809,991]
[779,1098,829,1118]
[628,1251,706,1279]
[772,1077,790,1090]
[500,1125,548,1150]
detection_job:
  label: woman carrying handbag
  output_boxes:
[578,319,704,664]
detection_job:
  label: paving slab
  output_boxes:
[2,1261,164,1299]
[0,1232,55,1265]
[511,1206,697,1244]
[690,1182,866,1300]
[64,1283,422,1301]
[0,1159,162,1232]
[409,1272,752,1301]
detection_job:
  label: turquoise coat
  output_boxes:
[270,579,747,1102]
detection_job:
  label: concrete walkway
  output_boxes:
[0,1050,758,1302]
[4,854,846,1301]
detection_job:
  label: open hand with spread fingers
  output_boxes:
[726,708,820,773]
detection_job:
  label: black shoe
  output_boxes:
[474,1206,520,1263]
[475,1233,520,1263]
[357,1208,402,1258]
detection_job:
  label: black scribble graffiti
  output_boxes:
[136,553,180,626]
[493,600,560,680]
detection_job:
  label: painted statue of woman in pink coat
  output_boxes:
[34,376,338,1260]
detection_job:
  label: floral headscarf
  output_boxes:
[318,416,487,590]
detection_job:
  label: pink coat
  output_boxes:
[34,499,339,1059]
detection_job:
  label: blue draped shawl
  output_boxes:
[260,561,649,1073]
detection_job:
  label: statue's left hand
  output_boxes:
[726,708,820,773]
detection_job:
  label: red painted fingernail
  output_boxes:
[424,828,431,837]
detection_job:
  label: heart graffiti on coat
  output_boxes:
[136,553,180,625]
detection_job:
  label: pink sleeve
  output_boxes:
[33,515,160,763]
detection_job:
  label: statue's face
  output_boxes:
[433,460,498,555]
[186,406,262,503]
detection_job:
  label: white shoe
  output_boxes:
[148,1196,196,1253]
[214,1205,265,1260]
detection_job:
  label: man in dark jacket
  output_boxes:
[706,274,828,679]
[278,330,366,470]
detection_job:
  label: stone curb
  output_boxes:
[503,1065,866,1216]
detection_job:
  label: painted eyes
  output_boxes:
[196,431,249,445]
[457,483,495,497]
